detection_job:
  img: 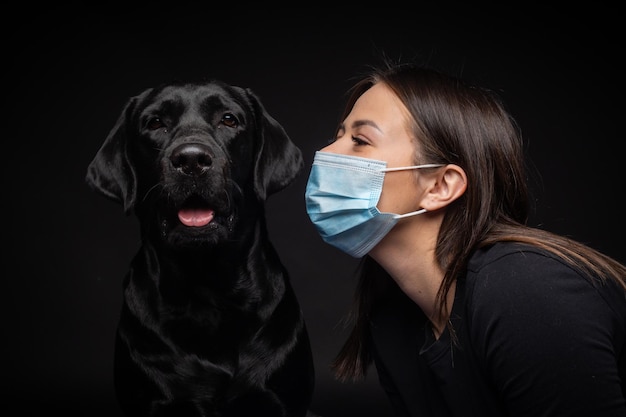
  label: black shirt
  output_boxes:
[369,242,626,416]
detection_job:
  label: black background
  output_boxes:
[5,8,624,416]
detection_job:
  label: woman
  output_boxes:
[304,62,626,416]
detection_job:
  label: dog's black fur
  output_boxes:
[86,80,315,416]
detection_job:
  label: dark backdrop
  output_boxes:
[5,8,624,416]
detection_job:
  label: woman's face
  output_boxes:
[321,82,424,215]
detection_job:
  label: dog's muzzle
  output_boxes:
[168,142,217,227]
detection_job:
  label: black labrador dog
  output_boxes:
[85,79,315,417]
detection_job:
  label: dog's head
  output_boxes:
[85,80,303,249]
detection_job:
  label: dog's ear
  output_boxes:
[245,88,304,200]
[85,90,150,214]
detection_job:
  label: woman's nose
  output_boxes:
[320,143,333,153]
[320,136,344,154]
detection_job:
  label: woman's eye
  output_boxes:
[146,117,166,131]
[351,136,368,146]
[221,113,239,128]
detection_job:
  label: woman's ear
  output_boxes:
[420,164,467,211]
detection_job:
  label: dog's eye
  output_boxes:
[221,113,239,128]
[146,117,167,131]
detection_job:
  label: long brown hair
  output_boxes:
[331,61,626,382]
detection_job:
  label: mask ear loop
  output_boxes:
[382,163,444,172]
[395,208,427,218]
[381,164,444,218]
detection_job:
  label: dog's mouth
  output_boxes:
[178,206,215,227]
[157,188,238,249]
[176,195,217,227]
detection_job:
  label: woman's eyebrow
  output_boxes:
[351,119,383,133]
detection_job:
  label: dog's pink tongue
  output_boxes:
[178,208,215,227]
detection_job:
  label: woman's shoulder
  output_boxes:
[467,241,582,286]
[462,241,624,318]
[467,241,557,273]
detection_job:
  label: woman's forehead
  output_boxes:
[347,84,411,133]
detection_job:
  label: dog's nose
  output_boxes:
[170,143,213,176]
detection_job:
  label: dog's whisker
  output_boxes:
[141,183,164,203]
[226,179,244,210]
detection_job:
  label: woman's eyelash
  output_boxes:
[351,136,367,145]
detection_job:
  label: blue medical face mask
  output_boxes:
[305,151,443,258]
